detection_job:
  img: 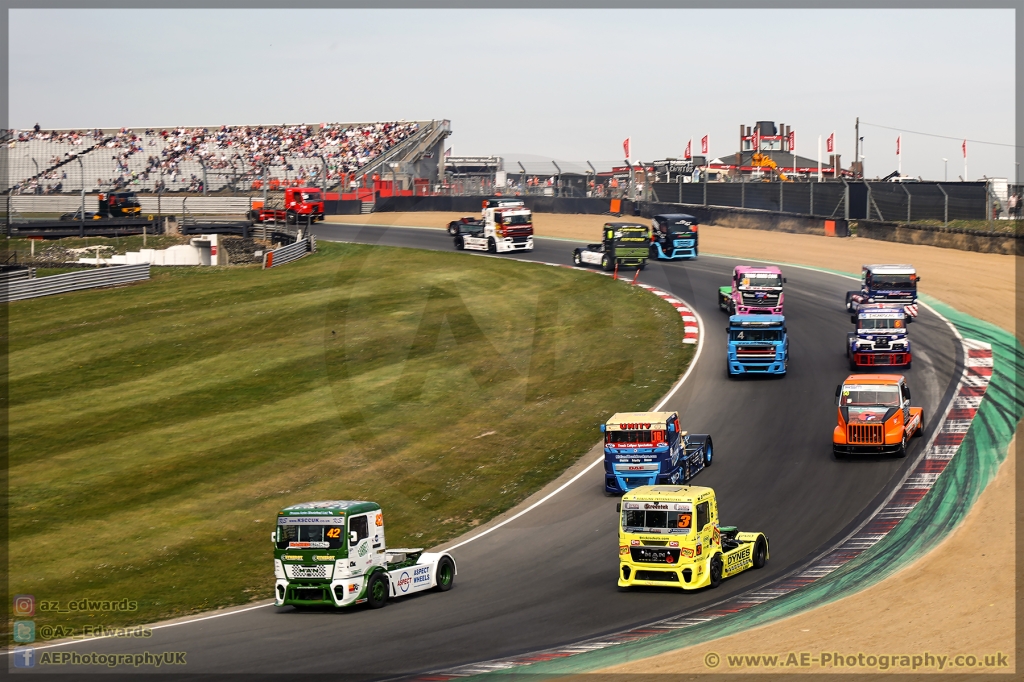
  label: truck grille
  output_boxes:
[635,570,679,582]
[741,292,780,306]
[856,353,907,366]
[630,547,681,564]
[290,586,326,601]
[511,236,530,243]
[672,239,695,247]
[285,564,332,579]
[848,424,884,444]
[737,346,776,360]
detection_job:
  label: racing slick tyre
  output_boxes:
[487,237,497,254]
[601,254,612,271]
[709,554,723,588]
[454,236,465,250]
[833,446,846,460]
[448,222,459,236]
[366,571,388,609]
[703,437,713,467]
[286,210,297,225]
[896,433,908,458]
[752,536,768,569]
[435,556,455,592]
[914,415,924,437]
[573,249,583,266]
[845,292,854,312]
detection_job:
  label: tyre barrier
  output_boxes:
[262,236,316,269]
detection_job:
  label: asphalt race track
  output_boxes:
[23,224,962,678]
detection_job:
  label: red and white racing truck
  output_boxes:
[450,198,534,254]
[249,187,325,225]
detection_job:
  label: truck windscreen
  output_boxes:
[840,385,900,407]
[859,318,905,330]
[301,193,322,202]
[739,273,782,288]
[276,524,345,550]
[871,275,915,290]
[622,509,692,531]
[729,329,782,341]
[606,430,663,445]
[500,213,531,225]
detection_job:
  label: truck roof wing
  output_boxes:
[606,411,678,427]
[278,500,379,515]
[729,314,785,325]
[621,484,715,504]
[863,264,916,274]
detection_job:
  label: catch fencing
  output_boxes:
[262,236,316,269]
[651,180,988,222]
[2,264,151,302]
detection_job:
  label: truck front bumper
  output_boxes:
[618,558,710,590]
[605,470,678,493]
[832,442,904,457]
[735,306,782,315]
[275,578,364,608]
[852,351,911,367]
[494,237,533,253]
[652,242,697,260]
[729,360,786,375]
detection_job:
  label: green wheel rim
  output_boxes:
[439,562,453,586]
[371,577,386,601]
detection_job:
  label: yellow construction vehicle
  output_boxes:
[751,153,792,182]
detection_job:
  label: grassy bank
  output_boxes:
[8,242,691,631]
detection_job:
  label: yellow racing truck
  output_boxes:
[617,485,768,590]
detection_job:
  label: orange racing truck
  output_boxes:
[832,374,922,459]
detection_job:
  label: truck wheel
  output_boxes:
[914,415,924,437]
[703,438,713,466]
[573,249,582,266]
[454,236,465,250]
[487,237,497,254]
[752,537,768,569]
[709,555,723,588]
[896,433,908,458]
[601,254,612,271]
[845,292,854,312]
[366,571,388,609]
[448,222,459,235]
[435,556,455,592]
[637,261,646,271]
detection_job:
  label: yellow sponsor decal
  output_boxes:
[314,555,334,562]
[282,555,303,561]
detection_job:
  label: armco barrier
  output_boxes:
[2,264,151,302]
[641,201,849,237]
[263,236,314,269]
[372,195,635,215]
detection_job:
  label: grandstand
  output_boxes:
[4,120,450,195]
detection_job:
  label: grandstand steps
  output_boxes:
[361,201,374,214]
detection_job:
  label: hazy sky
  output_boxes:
[9,8,1016,180]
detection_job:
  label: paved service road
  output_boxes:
[22,224,962,679]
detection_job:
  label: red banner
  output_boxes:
[753,127,760,153]
[826,132,834,153]
[623,137,630,160]
[684,139,692,160]
[896,136,901,156]
[962,139,967,158]
[788,131,795,153]
[701,135,708,154]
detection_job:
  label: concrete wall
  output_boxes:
[853,220,1021,256]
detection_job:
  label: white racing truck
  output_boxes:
[273,500,456,609]
[451,198,534,254]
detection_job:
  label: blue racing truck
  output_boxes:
[845,264,920,320]
[602,411,713,494]
[649,213,699,260]
[727,315,789,376]
[847,306,912,370]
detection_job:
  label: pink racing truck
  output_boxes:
[718,265,786,315]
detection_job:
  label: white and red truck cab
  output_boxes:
[450,198,534,254]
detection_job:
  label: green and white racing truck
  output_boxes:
[273,500,456,609]
[572,222,651,271]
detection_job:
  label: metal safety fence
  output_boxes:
[2,264,151,302]
[262,236,314,269]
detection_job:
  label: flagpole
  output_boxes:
[898,137,901,176]
[817,135,822,182]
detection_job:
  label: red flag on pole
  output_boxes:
[684,139,692,160]
[962,140,967,158]
[826,132,834,153]
[753,127,760,153]
[701,135,708,155]
[788,131,795,153]
[896,136,901,156]
[623,137,630,160]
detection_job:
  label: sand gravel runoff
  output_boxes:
[327,210,1018,671]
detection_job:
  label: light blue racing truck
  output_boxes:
[649,213,698,260]
[602,411,713,494]
[727,314,789,376]
[847,306,912,370]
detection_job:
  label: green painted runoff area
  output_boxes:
[8,241,691,630]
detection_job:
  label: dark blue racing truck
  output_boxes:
[649,213,698,260]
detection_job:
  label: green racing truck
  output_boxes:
[273,500,456,609]
[572,222,651,271]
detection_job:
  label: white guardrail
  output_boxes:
[2,264,151,302]
[263,235,316,269]
[10,196,253,215]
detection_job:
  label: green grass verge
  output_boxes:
[8,242,691,631]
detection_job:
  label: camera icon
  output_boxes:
[13,594,35,618]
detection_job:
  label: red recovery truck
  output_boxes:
[249,187,325,225]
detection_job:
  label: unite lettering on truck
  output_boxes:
[272,500,456,610]
[602,412,714,494]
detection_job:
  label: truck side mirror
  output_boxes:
[616,503,621,513]
[835,384,842,406]
[349,531,358,545]
[851,315,858,324]
[783,277,787,283]
[599,424,606,432]
[668,422,676,432]
[271,533,276,543]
